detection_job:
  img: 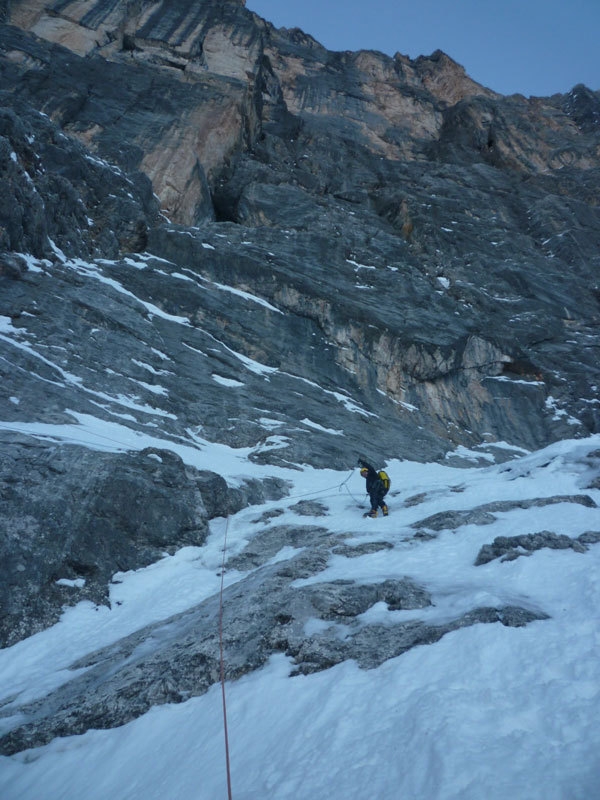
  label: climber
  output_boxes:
[358,458,389,518]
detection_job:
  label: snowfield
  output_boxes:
[0,424,599,800]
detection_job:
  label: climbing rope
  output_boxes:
[342,482,367,508]
[219,515,233,800]
[213,473,363,798]
[339,469,367,507]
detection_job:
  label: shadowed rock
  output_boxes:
[0,438,289,646]
[413,494,597,534]
[475,529,600,565]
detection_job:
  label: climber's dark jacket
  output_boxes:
[358,459,387,512]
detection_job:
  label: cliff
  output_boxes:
[0,0,599,758]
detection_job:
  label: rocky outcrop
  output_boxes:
[0,442,208,646]
[4,1,265,225]
[0,91,158,258]
[475,529,600,565]
[413,494,597,535]
[0,433,291,646]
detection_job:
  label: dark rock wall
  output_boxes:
[0,90,157,258]
[0,443,209,646]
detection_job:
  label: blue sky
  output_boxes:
[246,0,600,97]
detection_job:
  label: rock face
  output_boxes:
[2,0,599,458]
[0,443,209,646]
[0,0,599,753]
[474,528,600,565]
[0,431,290,647]
[0,90,158,258]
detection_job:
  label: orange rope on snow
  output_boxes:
[219,515,233,800]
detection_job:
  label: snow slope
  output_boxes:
[0,423,599,800]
